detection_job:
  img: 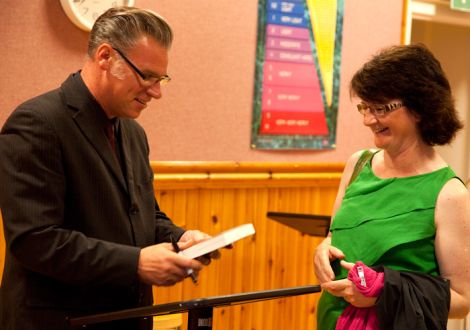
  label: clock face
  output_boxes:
[60,0,135,31]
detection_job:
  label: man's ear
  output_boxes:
[95,43,113,70]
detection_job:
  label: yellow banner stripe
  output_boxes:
[306,0,337,106]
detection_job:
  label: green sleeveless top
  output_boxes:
[316,150,458,330]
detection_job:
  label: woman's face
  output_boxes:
[358,99,421,153]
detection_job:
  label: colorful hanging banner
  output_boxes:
[251,0,344,149]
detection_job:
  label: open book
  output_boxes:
[180,223,256,259]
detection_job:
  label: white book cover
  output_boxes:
[180,223,255,259]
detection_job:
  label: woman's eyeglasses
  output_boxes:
[357,102,403,117]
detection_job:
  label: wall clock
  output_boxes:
[60,0,135,32]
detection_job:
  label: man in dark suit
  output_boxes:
[0,7,211,330]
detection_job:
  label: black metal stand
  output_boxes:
[68,285,321,329]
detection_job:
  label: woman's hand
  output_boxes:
[314,236,345,284]
[320,261,377,308]
[313,151,363,284]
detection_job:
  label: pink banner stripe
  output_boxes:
[266,24,310,40]
[265,49,313,64]
[263,60,321,88]
[262,85,324,112]
[259,111,329,135]
[266,36,311,52]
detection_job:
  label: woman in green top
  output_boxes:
[314,44,470,329]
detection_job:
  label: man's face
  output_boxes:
[104,36,169,119]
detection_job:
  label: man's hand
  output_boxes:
[137,242,203,286]
[179,230,222,264]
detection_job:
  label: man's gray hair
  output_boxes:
[87,6,173,56]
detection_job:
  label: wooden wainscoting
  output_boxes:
[151,162,343,330]
[0,162,343,329]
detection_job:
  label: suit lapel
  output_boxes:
[61,73,128,193]
[73,113,128,192]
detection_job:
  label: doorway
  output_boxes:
[406,0,470,182]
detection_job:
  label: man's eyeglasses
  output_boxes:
[112,47,171,86]
[357,102,403,117]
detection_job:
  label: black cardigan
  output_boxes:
[375,267,450,330]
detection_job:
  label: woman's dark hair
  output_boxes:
[350,43,463,145]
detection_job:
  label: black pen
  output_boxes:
[170,235,198,284]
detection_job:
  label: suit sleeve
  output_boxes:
[136,122,186,243]
[0,107,140,288]
[154,199,185,242]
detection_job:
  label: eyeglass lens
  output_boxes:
[357,102,402,116]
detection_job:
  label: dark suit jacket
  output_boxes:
[0,73,185,330]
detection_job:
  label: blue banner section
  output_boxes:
[267,0,305,15]
[266,11,307,27]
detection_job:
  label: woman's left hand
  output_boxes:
[320,261,377,308]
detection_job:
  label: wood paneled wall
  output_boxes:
[151,162,342,329]
[0,162,343,329]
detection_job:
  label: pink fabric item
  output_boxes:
[335,306,377,330]
[348,262,384,297]
[335,262,384,330]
